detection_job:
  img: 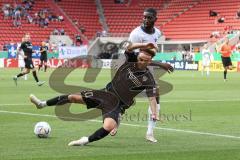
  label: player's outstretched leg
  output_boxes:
[30,94,72,109]
[68,118,116,146]
[30,94,47,109]
[13,69,30,86]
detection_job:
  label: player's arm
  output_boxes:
[149,61,174,73]
[17,45,26,59]
[148,96,159,121]
[40,46,47,53]
[127,42,158,52]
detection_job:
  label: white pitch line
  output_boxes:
[1,98,240,106]
[0,109,240,140]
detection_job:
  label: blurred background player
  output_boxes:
[201,44,213,77]
[13,33,45,86]
[38,41,48,72]
[17,37,27,80]
[111,8,162,143]
[220,38,234,82]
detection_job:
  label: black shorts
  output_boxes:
[24,58,34,69]
[81,90,123,124]
[40,56,47,62]
[221,56,232,67]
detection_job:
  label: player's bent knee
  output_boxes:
[68,94,84,103]
[103,118,117,131]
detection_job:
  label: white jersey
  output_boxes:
[202,49,212,67]
[129,26,162,75]
[128,26,162,45]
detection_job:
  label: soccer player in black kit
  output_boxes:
[38,41,48,72]
[13,33,45,86]
[29,42,173,146]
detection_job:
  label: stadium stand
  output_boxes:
[162,0,240,40]
[101,0,203,37]
[1,0,240,45]
[56,0,102,39]
[0,0,77,45]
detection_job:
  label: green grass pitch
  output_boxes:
[0,68,240,160]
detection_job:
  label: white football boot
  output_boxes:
[68,137,89,146]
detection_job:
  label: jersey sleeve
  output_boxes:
[145,73,157,97]
[128,29,141,43]
[146,85,157,97]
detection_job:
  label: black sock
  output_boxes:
[44,65,47,72]
[156,96,160,104]
[17,73,25,78]
[32,71,39,82]
[46,95,70,106]
[224,70,227,79]
[38,65,42,71]
[88,127,110,143]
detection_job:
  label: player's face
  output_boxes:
[137,52,152,69]
[143,12,157,28]
[25,35,31,41]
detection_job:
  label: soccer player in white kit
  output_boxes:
[110,8,162,143]
[17,38,27,80]
[201,44,213,77]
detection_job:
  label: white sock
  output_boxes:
[201,66,204,76]
[146,104,160,136]
[39,101,47,107]
[206,67,210,76]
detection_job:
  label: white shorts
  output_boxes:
[18,59,25,68]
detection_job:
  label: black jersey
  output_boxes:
[20,41,33,59]
[40,46,48,57]
[106,51,157,106]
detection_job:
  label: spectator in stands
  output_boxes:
[217,16,225,23]
[79,25,86,34]
[236,9,240,19]
[58,15,64,22]
[27,14,33,23]
[33,12,38,24]
[75,34,83,46]
[44,18,49,27]
[3,44,8,51]
[59,28,65,35]
[49,12,58,21]
[101,30,107,37]
[2,4,11,19]
[53,28,59,35]
[96,31,101,37]
[210,30,220,38]
[209,10,218,17]
[114,0,125,4]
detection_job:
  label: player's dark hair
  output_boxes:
[144,8,157,16]
[140,48,156,57]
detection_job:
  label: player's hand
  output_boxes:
[161,63,174,73]
[145,43,158,49]
[151,113,159,121]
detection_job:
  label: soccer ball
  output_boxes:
[34,122,51,138]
